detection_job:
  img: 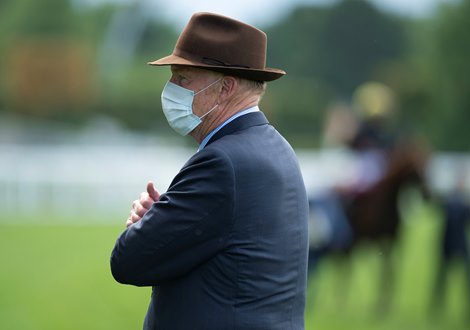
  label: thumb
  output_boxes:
[147,181,160,201]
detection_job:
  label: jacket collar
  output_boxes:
[206,111,269,147]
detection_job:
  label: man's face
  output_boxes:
[169,65,222,118]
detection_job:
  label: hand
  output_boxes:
[126,181,161,227]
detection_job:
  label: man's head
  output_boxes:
[153,13,281,141]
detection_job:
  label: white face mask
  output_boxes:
[161,78,222,136]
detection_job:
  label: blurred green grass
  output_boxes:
[0,203,468,329]
[0,223,149,329]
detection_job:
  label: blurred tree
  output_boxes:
[34,0,75,35]
[319,0,406,98]
[1,0,94,120]
[378,0,470,151]
[264,0,407,147]
[0,0,177,133]
[3,0,466,151]
[428,0,470,150]
[268,0,406,98]
[92,1,177,133]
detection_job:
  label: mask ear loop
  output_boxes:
[194,77,223,96]
[199,103,219,119]
[196,77,223,120]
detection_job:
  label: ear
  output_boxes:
[218,76,238,102]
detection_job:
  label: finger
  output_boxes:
[135,204,149,218]
[132,199,147,212]
[126,214,139,226]
[129,209,141,220]
[130,200,148,218]
[147,181,161,201]
[139,194,154,209]
[129,210,141,222]
[132,199,140,210]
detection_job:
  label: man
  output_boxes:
[111,12,309,330]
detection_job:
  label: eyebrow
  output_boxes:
[170,66,181,74]
[171,65,192,75]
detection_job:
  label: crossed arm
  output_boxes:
[111,148,235,286]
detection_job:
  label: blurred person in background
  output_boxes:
[110,12,309,330]
[307,82,412,314]
[430,166,470,319]
[340,82,397,196]
[308,82,397,263]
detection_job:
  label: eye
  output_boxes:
[178,74,189,85]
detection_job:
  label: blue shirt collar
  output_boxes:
[197,106,260,152]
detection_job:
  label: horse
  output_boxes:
[308,137,431,313]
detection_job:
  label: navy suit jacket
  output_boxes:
[111,112,309,330]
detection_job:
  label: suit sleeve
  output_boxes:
[110,148,235,286]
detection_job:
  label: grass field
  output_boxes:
[0,203,468,329]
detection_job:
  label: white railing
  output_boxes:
[0,144,192,222]
[0,143,467,223]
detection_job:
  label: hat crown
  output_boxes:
[174,13,267,70]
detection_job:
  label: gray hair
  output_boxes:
[238,78,267,99]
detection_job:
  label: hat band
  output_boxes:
[201,57,251,69]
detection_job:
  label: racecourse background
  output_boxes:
[1,117,468,330]
[0,138,466,222]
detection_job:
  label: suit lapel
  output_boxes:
[206,112,269,147]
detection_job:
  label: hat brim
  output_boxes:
[148,54,285,82]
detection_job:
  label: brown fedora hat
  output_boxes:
[148,12,286,81]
